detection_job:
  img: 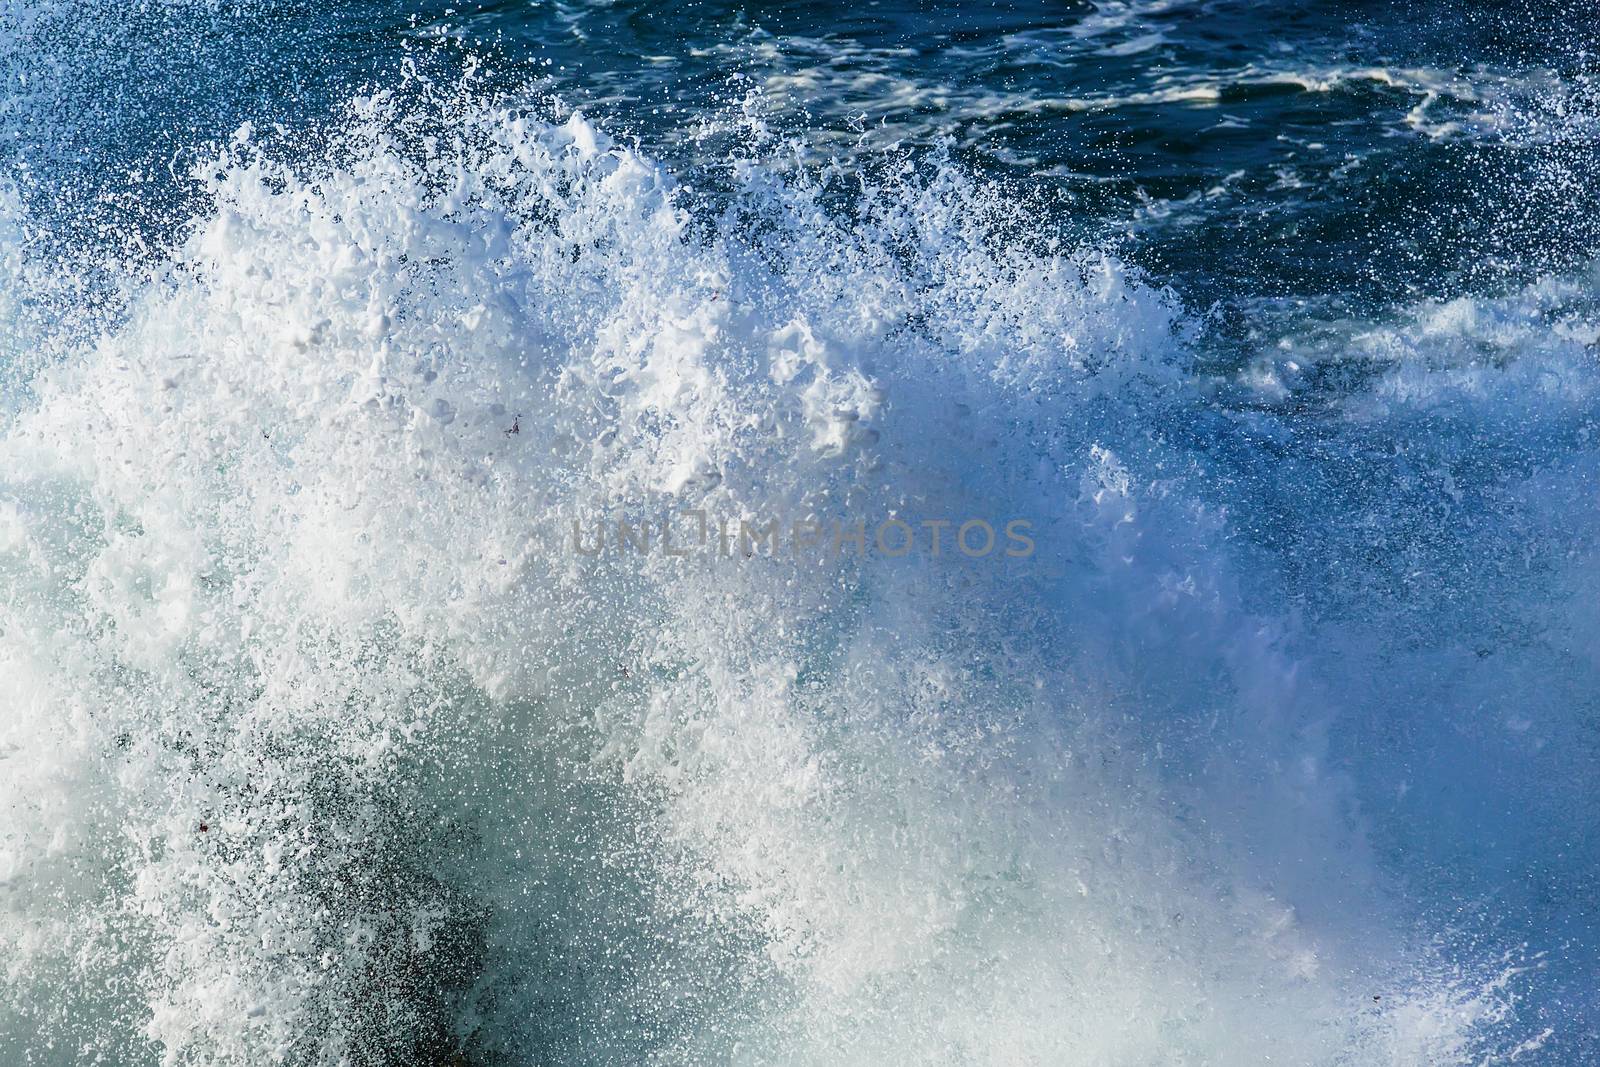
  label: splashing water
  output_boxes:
[2,5,1598,1066]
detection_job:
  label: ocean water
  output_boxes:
[1,1,1598,1064]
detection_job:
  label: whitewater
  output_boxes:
[1,2,1598,1064]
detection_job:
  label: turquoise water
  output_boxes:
[1,2,1598,1064]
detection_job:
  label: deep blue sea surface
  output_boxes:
[2,2,1599,1064]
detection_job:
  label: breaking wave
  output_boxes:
[0,59,1594,1067]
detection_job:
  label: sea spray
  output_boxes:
[0,78,1568,1065]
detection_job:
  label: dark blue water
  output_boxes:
[11,2,1599,301]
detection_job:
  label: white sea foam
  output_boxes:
[0,77,1571,1066]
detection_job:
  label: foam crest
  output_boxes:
[0,86,1544,1065]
